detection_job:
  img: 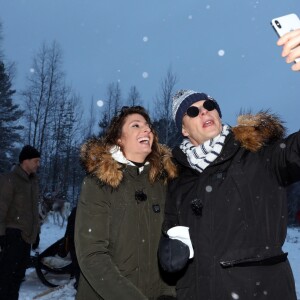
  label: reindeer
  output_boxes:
[39,191,71,227]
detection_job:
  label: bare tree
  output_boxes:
[85,96,97,138]
[98,81,122,134]
[0,21,3,61]
[126,85,142,107]
[154,66,178,145]
[22,41,64,153]
[21,40,85,204]
[50,88,83,193]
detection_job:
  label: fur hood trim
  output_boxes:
[80,138,176,188]
[232,111,286,152]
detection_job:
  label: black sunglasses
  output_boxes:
[186,100,216,118]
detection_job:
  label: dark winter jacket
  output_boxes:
[74,140,177,300]
[163,112,299,300]
[0,165,40,244]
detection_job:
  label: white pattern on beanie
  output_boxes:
[172,90,197,123]
[172,89,222,130]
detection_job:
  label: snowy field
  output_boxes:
[19,218,76,300]
[19,219,300,299]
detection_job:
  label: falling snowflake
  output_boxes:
[218,49,225,57]
[97,100,104,107]
[280,143,286,149]
[206,5,211,9]
[231,292,240,299]
[29,68,35,73]
[143,36,149,42]
[142,72,149,79]
[188,15,193,20]
[205,185,212,192]
[253,0,260,9]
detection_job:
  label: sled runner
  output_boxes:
[28,236,76,288]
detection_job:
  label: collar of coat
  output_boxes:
[173,111,286,169]
[13,164,38,181]
[80,139,175,188]
[231,111,285,152]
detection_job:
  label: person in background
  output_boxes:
[158,29,300,299]
[75,106,178,300]
[0,145,41,300]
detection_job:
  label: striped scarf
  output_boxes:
[180,124,230,173]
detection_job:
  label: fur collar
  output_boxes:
[80,112,284,187]
[80,138,176,188]
[232,111,286,152]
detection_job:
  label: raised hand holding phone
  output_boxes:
[277,28,300,71]
[271,13,300,70]
[271,14,300,38]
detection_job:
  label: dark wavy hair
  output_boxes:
[103,106,177,183]
[104,106,153,146]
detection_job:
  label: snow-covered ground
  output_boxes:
[284,227,300,299]
[19,219,300,299]
[19,218,76,300]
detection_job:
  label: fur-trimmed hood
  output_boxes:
[232,111,286,152]
[80,112,284,187]
[80,138,177,188]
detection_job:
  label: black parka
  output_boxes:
[163,113,300,300]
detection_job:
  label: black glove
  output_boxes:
[32,233,40,250]
[0,235,6,250]
[158,234,190,273]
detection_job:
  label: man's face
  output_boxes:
[21,158,40,175]
[182,100,223,146]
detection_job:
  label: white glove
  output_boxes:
[167,226,194,258]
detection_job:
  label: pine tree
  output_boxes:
[0,61,24,171]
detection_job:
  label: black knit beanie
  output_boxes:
[19,145,41,163]
[172,89,222,130]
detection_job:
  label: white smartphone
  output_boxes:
[271,13,300,63]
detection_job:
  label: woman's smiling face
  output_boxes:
[118,113,154,162]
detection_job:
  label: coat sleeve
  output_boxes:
[74,176,147,300]
[0,175,13,236]
[158,179,190,277]
[267,131,300,186]
[162,179,180,234]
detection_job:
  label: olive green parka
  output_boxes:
[0,165,40,244]
[75,140,177,300]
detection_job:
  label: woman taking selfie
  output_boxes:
[75,106,177,300]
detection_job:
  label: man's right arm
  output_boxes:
[277,28,300,71]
